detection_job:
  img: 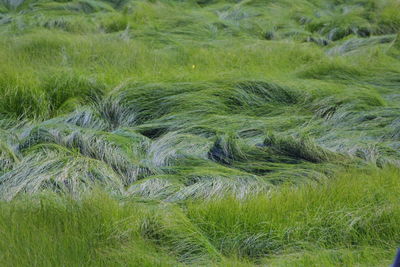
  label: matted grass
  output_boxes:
[1,0,400,265]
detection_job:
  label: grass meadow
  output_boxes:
[1,0,400,265]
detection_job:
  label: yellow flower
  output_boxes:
[192,64,196,69]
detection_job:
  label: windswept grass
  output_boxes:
[1,0,400,265]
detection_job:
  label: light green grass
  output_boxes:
[0,167,399,266]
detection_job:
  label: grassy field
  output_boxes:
[1,0,400,265]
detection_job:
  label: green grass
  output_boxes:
[0,167,399,266]
[1,0,400,265]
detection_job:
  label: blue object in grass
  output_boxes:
[393,249,400,267]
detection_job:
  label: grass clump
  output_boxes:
[0,146,124,200]
[263,133,338,163]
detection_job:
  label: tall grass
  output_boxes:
[186,167,400,263]
[1,0,400,265]
[0,167,399,266]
